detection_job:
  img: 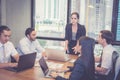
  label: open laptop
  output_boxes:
[39,57,65,78]
[39,57,55,78]
[5,52,36,72]
[45,48,70,62]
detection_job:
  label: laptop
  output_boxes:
[5,52,36,72]
[39,57,55,78]
[45,48,70,62]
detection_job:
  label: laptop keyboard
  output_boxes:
[46,70,64,78]
[4,67,17,72]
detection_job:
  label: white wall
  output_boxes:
[1,0,31,46]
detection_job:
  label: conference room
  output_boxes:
[0,0,120,80]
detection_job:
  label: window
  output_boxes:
[84,0,113,40]
[33,0,68,48]
[112,0,120,44]
[115,0,120,41]
[37,39,65,49]
[35,0,67,38]
[68,0,113,40]
[0,0,1,25]
[33,0,120,49]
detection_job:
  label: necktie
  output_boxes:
[3,45,7,63]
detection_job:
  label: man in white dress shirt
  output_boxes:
[0,25,19,68]
[95,30,117,77]
[17,28,45,60]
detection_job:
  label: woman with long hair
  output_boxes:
[50,36,95,80]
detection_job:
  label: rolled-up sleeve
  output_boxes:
[35,40,45,53]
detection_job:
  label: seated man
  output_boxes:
[17,27,45,60]
[95,30,118,79]
[0,25,19,68]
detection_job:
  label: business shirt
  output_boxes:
[17,37,45,59]
[101,44,116,75]
[0,41,18,63]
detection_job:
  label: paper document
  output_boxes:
[69,59,76,63]
[47,62,64,69]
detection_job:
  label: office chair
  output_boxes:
[116,70,120,80]
[95,51,119,80]
[114,56,120,80]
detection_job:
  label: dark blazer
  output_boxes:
[65,23,86,41]
[55,57,94,80]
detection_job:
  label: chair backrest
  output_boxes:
[116,70,120,80]
[95,51,119,80]
[107,51,119,80]
[112,51,119,71]
[16,46,24,55]
[114,56,120,80]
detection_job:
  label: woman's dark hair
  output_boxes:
[71,12,79,19]
[100,30,114,44]
[0,25,10,35]
[25,28,35,36]
[79,36,95,80]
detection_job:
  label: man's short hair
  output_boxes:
[0,25,10,35]
[25,28,35,36]
[100,30,114,44]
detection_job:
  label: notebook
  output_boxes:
[5,52,36,72]
[45,48,70,62]
[39,57,55,78]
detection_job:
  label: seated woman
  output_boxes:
[50,36,95,80]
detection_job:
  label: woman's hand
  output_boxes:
[72,45,80,54]
[65,40,69,53]
[50,72,58,78]
[56,67,70,73]
[65,46,69,53]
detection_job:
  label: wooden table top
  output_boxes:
[0,54,78,80]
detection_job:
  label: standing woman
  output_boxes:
[50,36,95,80]
[65,12,86,54]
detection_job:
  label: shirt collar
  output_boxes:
[0,42,4,47]
[104,44,111,48]
[25,37,33,44]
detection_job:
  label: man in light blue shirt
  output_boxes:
[17,28,45,60]
[0,25,19,68]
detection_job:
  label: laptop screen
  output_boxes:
[45,48,70,61]
[39,57,49,75]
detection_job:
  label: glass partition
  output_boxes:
[71,0,113,39]
[81,0,113,40]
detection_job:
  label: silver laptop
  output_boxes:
[45,48,70,62]
[39,57,55,78]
